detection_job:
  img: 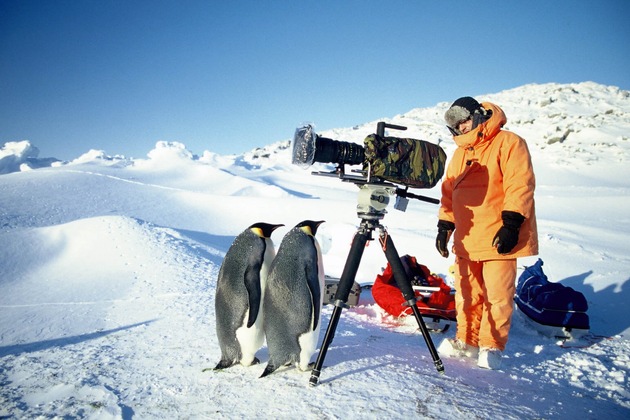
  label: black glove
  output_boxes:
[436,220,455,258]
[492,211,525,254]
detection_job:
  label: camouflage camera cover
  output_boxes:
[363,134,446,189]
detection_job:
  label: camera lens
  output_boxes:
[314,137,365,166]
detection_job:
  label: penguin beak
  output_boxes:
[265,223,285,238]
[250,223,284,238]
[297,220,325,236]
[312,220,325,236]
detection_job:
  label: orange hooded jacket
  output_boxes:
[438,102,538,261]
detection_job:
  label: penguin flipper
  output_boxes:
[244,265,262,328]
[305,265,322,330]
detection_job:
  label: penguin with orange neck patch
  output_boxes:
[214,222,284,370]
[261,220,325,377]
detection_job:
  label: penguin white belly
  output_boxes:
[235,308,264,366]
[297,325,321,371]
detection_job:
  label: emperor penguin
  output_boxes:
[214,222,284,370]
[260,220,326,377]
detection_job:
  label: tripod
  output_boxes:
[309,183,445,386]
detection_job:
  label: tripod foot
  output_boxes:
[435,359,445,373]
[309,369,321,386]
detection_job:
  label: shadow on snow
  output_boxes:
[0,319,156,357]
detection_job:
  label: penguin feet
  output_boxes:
[213,356,261,371]
[259,360,294,377]
[246,357,261,366]
[298,362,316,372]
[212,359,236,371]
[259,363,278,378]
[239,356,261,367]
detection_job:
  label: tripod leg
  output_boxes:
[309,227,371,386]
[379,231,445,373]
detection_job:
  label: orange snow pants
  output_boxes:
[453,257,517,351]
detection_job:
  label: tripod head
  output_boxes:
[354,182,440,233]
[356,183,395,221]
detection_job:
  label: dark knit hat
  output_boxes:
[444,96,484,129]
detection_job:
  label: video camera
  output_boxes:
[291,122,446,191]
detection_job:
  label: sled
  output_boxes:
[323,275,362,307]
[515,259,590,339]
[372,255,456,332]
[516,305,590,340]
[414,314,453,333]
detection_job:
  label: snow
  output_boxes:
[1,82,629,418]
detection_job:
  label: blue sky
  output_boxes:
[1,0,629,160]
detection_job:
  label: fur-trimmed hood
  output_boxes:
[451,102,507,149]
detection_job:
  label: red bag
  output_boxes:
[372,255,456,320]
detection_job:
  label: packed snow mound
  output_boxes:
[0,215,223,418]
[146,140,197,162]
[128,141,290,197]
[0,140,38,160]
[69,149,132,166]
[485,83,630,167]
[0,216,167,340]
[0,140,56,174]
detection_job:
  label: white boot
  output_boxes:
[437,338,479,358]
[477,347,503,369]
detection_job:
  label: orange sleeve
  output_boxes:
[501,135,536,219]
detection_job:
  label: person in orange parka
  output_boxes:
[435,96,538,370]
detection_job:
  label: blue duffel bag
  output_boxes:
[515,259,590,331]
